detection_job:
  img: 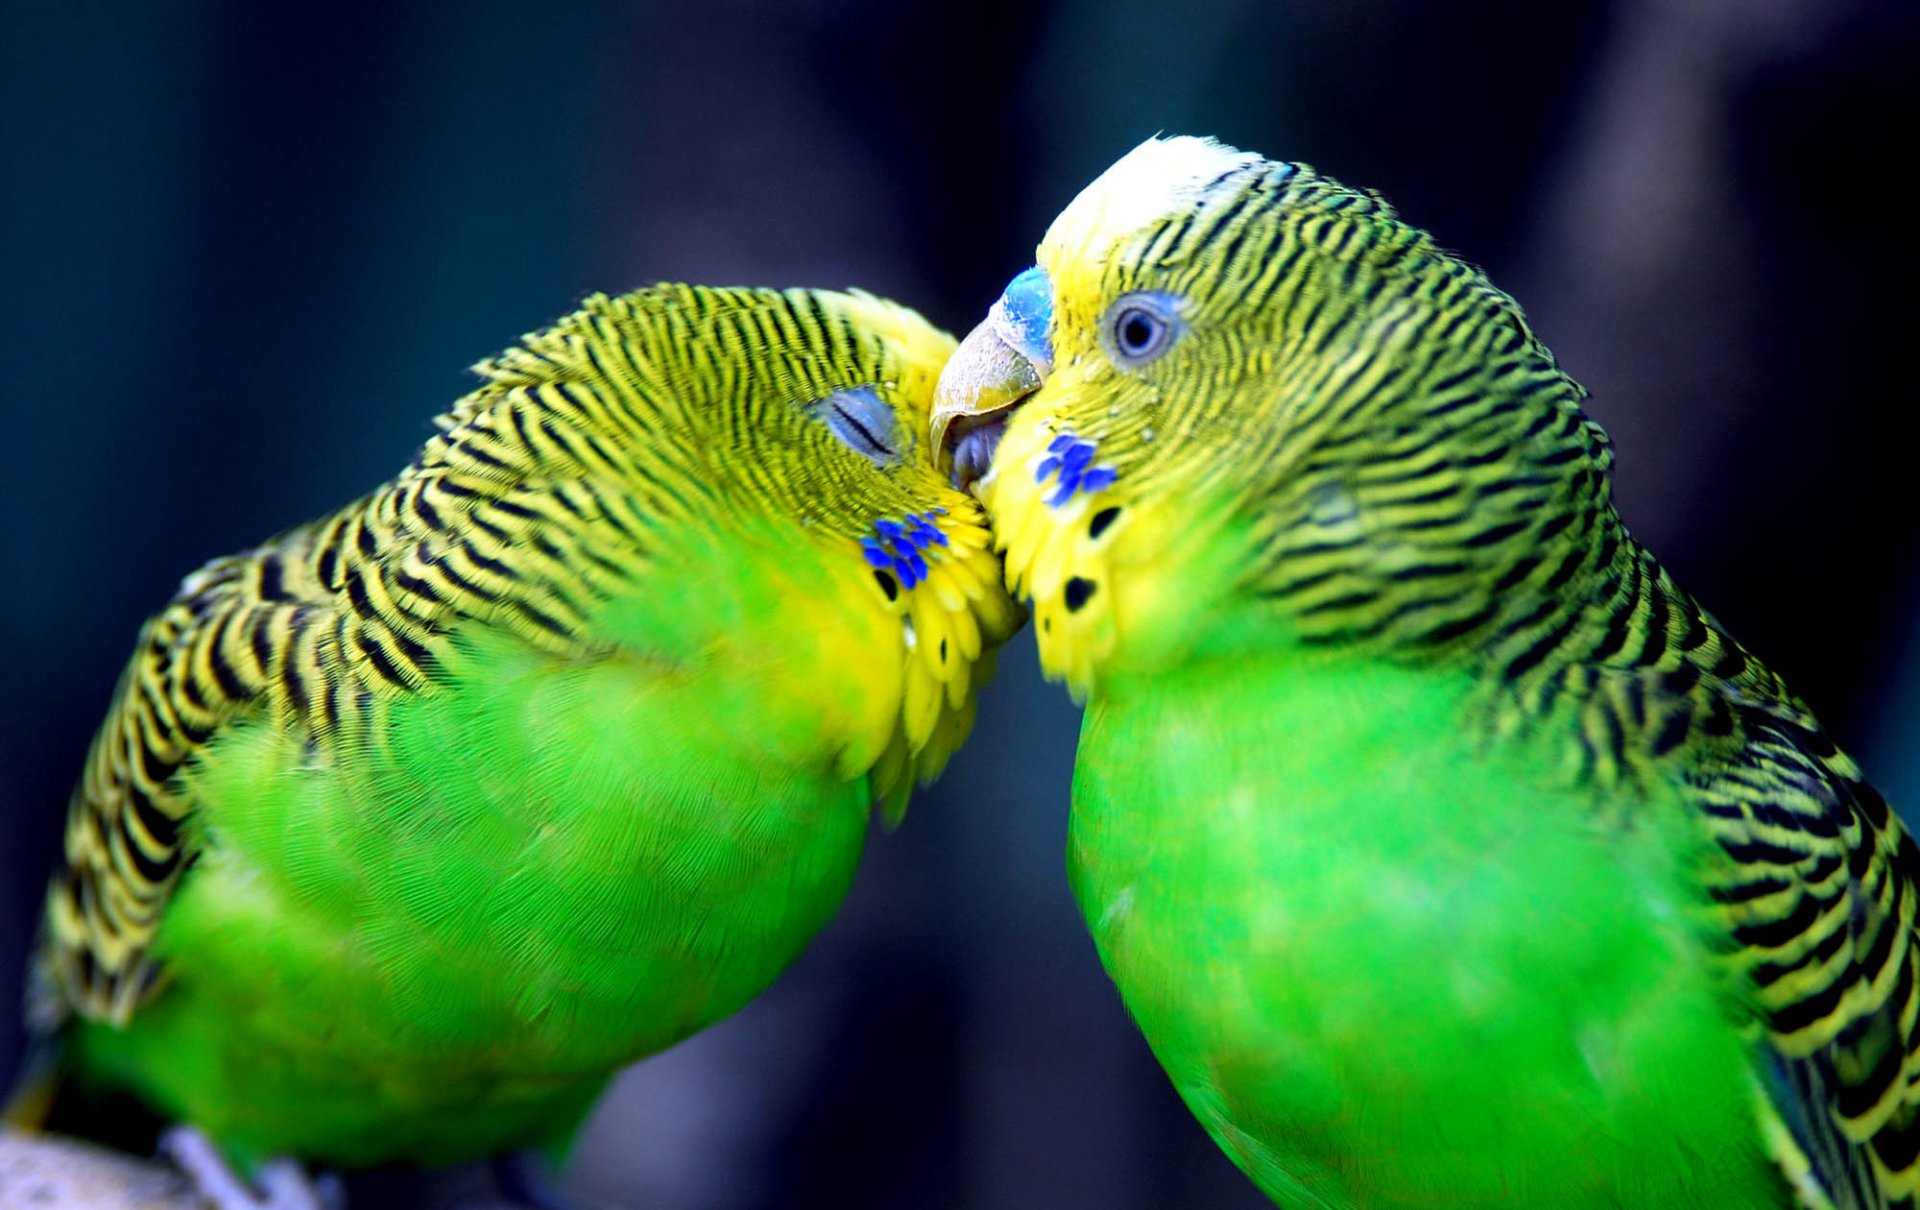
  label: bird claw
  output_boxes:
[159,1126,345,1210]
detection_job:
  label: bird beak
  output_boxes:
[932,266,1054,490]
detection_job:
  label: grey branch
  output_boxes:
[0,1128,199,1209]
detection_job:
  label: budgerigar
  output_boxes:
[930,137,1920,1208]
[11,284,1020,1194]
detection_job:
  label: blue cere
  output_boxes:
[861,507,949,589]
[1034,432,1117,508]
[997,264,1054,370]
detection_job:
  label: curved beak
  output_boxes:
[931,266,1054,490]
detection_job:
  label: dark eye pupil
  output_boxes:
[1121,312,1156,351]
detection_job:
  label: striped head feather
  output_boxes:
[938,136,1610,698]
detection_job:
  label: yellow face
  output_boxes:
[931,137,1582,696]
[725,287,1025,810]
[459,283,1027,813]
[928,139,1290,694]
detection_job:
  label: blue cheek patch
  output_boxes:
[1034,433,1118,508]
[861,508,950,590]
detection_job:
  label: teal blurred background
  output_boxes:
[2,1,1914,1206]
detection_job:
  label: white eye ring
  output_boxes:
[1103,292,1183,369]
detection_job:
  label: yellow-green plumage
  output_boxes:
[935,137,1920,1207]
[22,283,1020,1170]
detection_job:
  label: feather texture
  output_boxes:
[949,136,1916,1207]
[25,283,1020,1168]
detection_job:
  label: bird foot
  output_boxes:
[159,1126,346,1210]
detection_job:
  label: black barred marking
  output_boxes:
[1860,881,1904,981]
[413,491,446,532]
[1806,851,1847,886]
[1283,536,1366,562]
[1712,644,1750,679]
[345,567,376,619]
[1701,695,1736,737]
[460,439,513,472]
[1532,509,1575,542]
[575,428,623,475]
[1710,873,1795,904]
[469,510,511,544]
[1735,889,1835,951]
[1297,590,1381,621]
[460,542,520,582]
[1462,518,1528,549]
[119,817,176,883]
[1490,553,1540,594]
[136,738,172,788]
[391,565,446,606]
[577,543,638,584]
[492,496,542,522]
[435,556,503,604]
[1755,797,1839,838]
[1641,586,1671,667]
[248,616,274,676]
[317,664,341,736]
[1424,601,1499,646]
[508,398,538,451]
[1723,836,1820,867]
[1383,482,1462,509]
[203,613,250,702]
[1539,551,1587,598]
[1677,609,1709,652]
[1386,559,1470,584]
[508,598,573,640]
[390,627,436,673]
[126,785,179,851]
[1771,969,1855,1039]
[1662,662,1702,696]
[353,629,411,688]
[1593,529,1620,570]
[257,556,289,602]
[1858,783,1896,831]
[1503,608,1585,682]
[1649,706,1692,757]
[1833,1026,1906,1121]
[1269,566,1344,599]
[1454,444,1509,470]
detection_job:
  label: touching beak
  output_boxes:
[931,266,1054,490]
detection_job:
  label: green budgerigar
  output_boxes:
[14,284,1020,1190]
[931,136,1920,1208]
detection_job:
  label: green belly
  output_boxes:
[1069,656,1785,1208]
[73,637,871,1170]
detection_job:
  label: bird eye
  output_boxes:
[813,385,901,467]
[1103,293,1183,368]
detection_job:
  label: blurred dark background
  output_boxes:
[2,1,1916,1207]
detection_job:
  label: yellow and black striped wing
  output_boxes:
[36,525,359,1026]
[1689,697,1920,1210]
